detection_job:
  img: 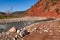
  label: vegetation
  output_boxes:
[0,11,28,19]
[55,8,60,15]
[45,0,49,6]
[0,14,27,19]
[0,16,20,19]
[42,6,49,12]
[52,0,57,5]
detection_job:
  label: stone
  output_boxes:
[15,35,18,39]
[17,30,20,34]
[6,31,10,35]
[44,30,48,32]
[8,27,16,33]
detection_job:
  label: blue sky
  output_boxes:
[0,0,38,12]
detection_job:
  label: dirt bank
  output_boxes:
[0,16,47,24]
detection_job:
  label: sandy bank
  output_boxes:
[0,16,47,24]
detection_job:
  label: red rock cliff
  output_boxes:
[28,0,60,18]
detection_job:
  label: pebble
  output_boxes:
[39,31,42,34]
[6,32,10,35]
[44,30,48,32]
[49,30,53,32]
[34,28,37,30]
[53,36,56,38]
[15,35,18,38]
[58,30,60,32]
[49,32,54,36]
[45,39,50,40]
[17,30,20,34]
[39,27,42,29]
[13,38,15,40]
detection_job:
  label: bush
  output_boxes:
[43,6,49,12]
[52,0,57,5]
[55,8,60,15]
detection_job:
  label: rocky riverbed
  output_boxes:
[0,16,57,40]
[0,18,60,40]
[0,17,55,32]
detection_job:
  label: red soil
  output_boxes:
[28,0,60,18]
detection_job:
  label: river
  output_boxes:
[0,18,55,32]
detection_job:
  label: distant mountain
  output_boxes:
[0,12,5,16]
[0,10,28,17]
[0,12,5,14]
[12,11,25,14]
[12,11,28,17]
[28,0,60,18]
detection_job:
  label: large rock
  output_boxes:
[8,27,16,33]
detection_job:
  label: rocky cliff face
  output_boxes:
[28,0,60,18]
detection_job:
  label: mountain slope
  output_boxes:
[28,0,60,18]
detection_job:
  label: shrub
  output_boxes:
[52,0,57,5]
[55,8,60,15]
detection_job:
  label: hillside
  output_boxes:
[28,0,60,18]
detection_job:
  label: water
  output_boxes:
[0,21,35,32]
[0,18,54,32]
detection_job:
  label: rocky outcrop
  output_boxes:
[28,0,60,18]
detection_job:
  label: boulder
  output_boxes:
[8,27,16,33]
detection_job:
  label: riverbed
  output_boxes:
[0,17,55,32]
